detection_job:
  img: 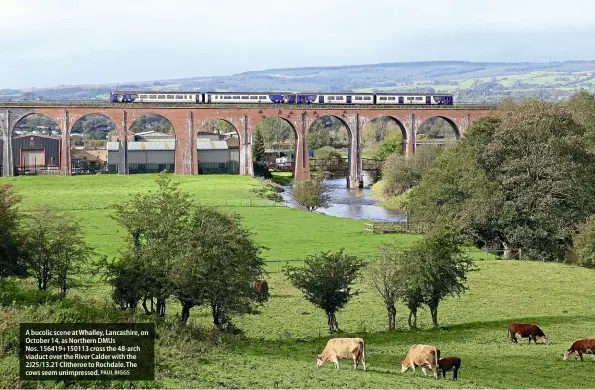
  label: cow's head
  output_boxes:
[563,349,578,361]
[316,354,325,368]
[540,334,549,344]
[400,361,410,373]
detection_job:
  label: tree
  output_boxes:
[20,206,91,294]
[571,215,595,270]
[409,101,595,261]
[111,172,192,316]
[173,207,266,328]
[291,178,331,212]
[252,128,266,162]
[365,244,406,330]
[0,184,26,278]
[381,144,444,198]
[374,135,403,160]
[286,249,364,333]
[567,91,595,151]
[406,231,475,327]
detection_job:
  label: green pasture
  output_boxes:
[2,174,594,389]
[2,260,594,388]
[1,174,417,261]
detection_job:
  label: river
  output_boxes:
[280,177,407,222]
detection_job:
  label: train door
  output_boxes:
[319,96,325,103]
[426,96,432,104]
[346,96,352,104]
[398,96,404,104]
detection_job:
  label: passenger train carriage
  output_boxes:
[111,91,453,105]
[204,92,295,104]
[111,91,203,103]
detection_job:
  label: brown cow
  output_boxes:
[400,344,440,379]
[508,323,549,344]
[255,279,268,303]
[438,357,461,380]
[316,338,366,370]
[563,338,595,361]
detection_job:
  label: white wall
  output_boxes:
[198,150,230,164]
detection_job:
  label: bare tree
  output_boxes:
[365,244,404,330]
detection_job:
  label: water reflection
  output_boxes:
[281,178,407,222]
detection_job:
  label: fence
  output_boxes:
[198,161,239,174]
[364,222,429,234]
[14,165,61,176]
[128,163,175,174]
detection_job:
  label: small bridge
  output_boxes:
[309,157,383,173]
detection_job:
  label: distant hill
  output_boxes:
[2,60,595,103]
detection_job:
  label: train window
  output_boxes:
[158,95,165,99]
[328,96,335,100]
[355,96,362,100]
[364,96,371,100]
[407,97,414,100]
[379,97,387,101]
[224,96,231,99]
[166,95,174,99]
[241,96,249,99]
[416,97,423,100]
[388,97,396,100]
[335,96,343,100]
[175,95,183,99]
[250,96,258,99]
[258,96,266,99]
[139,95,147,99]
[148,95,156,99]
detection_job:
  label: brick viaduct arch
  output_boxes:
[0,104,495,185]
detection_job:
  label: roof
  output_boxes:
[13,134,61,141]
[107,141,175,151]
[133,130,172,137]
[374,92,453,96]
[197,140,228,150]
[112,90,201,94]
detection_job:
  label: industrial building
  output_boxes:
[106,130,240,174]
[12,134,61,174]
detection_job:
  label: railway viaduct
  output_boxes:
[0,102,496,187]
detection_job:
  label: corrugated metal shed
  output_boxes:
[197,140,228,150]
[107,141,175,151]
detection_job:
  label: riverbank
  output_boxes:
[369,179,410,211]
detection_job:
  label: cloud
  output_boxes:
[1,0,594,88]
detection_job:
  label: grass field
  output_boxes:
[1,174,594,389]
[1,175,420,261]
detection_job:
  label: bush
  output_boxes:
[253,161,272,179]
[572,215,595,269]
[292,178,330,212]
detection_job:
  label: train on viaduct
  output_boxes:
[0,102,496,187]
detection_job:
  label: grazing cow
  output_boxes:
[400,344,440,379]
[254,279,269,303]
[316,338,366,370]
[563,338,595,361]
[508,323,549,344]
[438,357,461,380]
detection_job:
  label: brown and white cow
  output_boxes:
[508,323,549,344]
[400,344,440,379]
[438,357,461,380]
[316,337,366,370]
[563,338,595,361]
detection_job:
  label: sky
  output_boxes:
[2,0,595,89]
